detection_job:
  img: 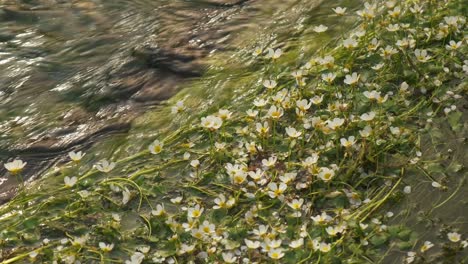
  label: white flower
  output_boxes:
[296,99,312,111]
[170,196,183,204]
[332,7,347,15]
[262,156,277,168]
[318,167,335,182]
[187,204,204,218]
[420,241,434,252]
[414,49,431,62]
[291,70,303,78]
[268,248,285,259]
[446,40,462,51]
[263,79,277,89]
[28,251,38,259]
[151,204,166,216]
[246,109,259,118]
[149,140,163,154]
[285,127,302,138]
[326,226,341,236]
[386,24,399,32]
[318,55,335,66]
[222,252,237,263]
[360,111,376,121]
[403,185,412,194]
[245,239,261,249]
[252,47,263,56]
[247,170,264,185]
[410,4,423,14]
[199,220,215,235]
[319,242,331,253]
[387,6,401,18]
[171,100,185,114]
[340,136,356,148]
[4,159,26,174]
[213,194,235,209]
[363,90,379,100]
[287,198,304,210]
[178,244,195,255]
[71,234,89,246]
[211,142,224,152]
[326,118,345,130]
[64,176,78,188]
[266,105,284,119]
[310,95,324,105]
[444,16,460,27]
[125,252,145,264]
[122,188,131,205]
[201,115,223,131]
[302,154,319,167]
[390,126,401,136]
[279,172,296,184]
[78,190,90,198]
[218,109,232,120]
[69,151,85,162]
[322,72,336,83]
[231,170,247,184]
[400,82,410,93]
[344,72,360,85]
[95,160,116,173]
[313,25,328,33]
[268,182,287,198]
[380,46,398,59]
[462,240,468,248]
[343,38,358,49]
[371,63,384,70]
[448,232,461,242]
[190,159,200,168]
[406,251,416,263]
[99,242,114,252]
[364,90,388,103]
[356,3,376,19]
[289,238,304,248]
[359,126,372,138]
[266,48,282,59]
[191,229,204,239]
[367,38,380,51]
[253,98,268,107]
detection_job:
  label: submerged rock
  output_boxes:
[0,0,261,200]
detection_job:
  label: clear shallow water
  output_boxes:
[0,0,364,198]
[0,0,233,155]
[0,1,466,263]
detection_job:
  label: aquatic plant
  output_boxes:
[0,0,466,263]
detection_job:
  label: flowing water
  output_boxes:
[1,1,466,262]
[0,0,362,199]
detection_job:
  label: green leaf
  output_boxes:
[397,241,413,250]
[397,229,412,241]
[448,111,462,131]
[370,234,389,247]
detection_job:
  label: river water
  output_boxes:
[1,2,466,263]
[0,0,363,200]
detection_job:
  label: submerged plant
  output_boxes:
[0,0,466,263]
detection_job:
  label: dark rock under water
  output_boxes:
[0,0,261,201]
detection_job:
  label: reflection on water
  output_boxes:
[0,0,221,155]
[2,0,361,197]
